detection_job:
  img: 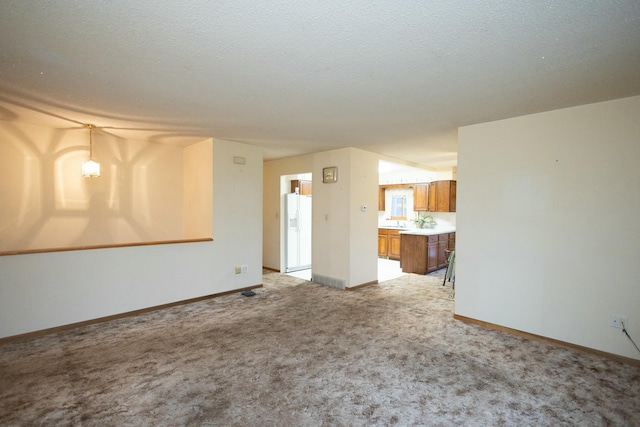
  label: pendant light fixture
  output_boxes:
[81,124,100,177]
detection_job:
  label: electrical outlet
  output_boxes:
[609,314,628,329]
[235,266,241,275]
[241,265,248,274]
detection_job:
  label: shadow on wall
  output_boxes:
[1,122,186,252]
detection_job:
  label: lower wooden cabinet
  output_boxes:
[437,234,449,269]
[378,230,389,257]
[427,235,439,271]
[399,233,428,273]
[401,232,456,274]
[388,231,401,260]
[378,228,401,260]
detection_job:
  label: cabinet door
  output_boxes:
[401,234,429,274]
[435,181,450,212]
[437,240,448,269]
[389,233,401,260]
[378,187,386,211]
[429,180,457,212]
[448,232,455,250]
[448,181,456,212]
[428,182,436,212]
[378,230,388,257]
[300,180,312,195]
[427,241,439,271]
[291,180,301,194]
[290,180,312,195]
[413,184,429,211]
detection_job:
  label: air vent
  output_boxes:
[312,273,346,290]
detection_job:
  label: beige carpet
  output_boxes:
[1,270,639,426]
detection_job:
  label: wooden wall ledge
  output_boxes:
[0,238,213,257]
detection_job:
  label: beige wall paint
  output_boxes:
[311,148,352,286]
[0,121,186,251]
[184,139,213,239]
[456,95,640,360]
[263,154,314,271]
[347,149,379,287]
[0,138,263,338]
[264,148,378,288]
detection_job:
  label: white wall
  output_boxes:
[0,138,263,338]
[456,95,640,360]
[263,148,378,288]
[347,149,379,287]
[310,149,352,286]
[263,154,314,271]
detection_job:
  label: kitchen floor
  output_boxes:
[286,258,406,283]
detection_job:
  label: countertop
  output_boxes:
[379,226,456,235]
[400,227,456,235]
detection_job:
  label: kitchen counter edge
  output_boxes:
[398,227,456,236]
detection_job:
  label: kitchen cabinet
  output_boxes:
[388,230,401,260]
[291,179,312,195]
[378,180,455,213]
[378,228,401,260]
[399,233,428,273]
[378,229,389,257]
[427,235,439,271]
[400,231,456,274]
[437,234,449,269]
[428,180,456,212]
[428,182,436,211]
[413,184,429,211]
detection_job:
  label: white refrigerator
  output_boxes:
[285,193,312,272]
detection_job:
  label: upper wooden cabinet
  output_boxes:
[413,184,429,211]
[291,179,312,195]
[378,186,386,211]
[429,180,456,212]
[378,180,456,212]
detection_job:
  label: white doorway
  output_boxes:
[282,173,312,278]
[288,259,403,283]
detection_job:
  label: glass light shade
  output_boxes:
[82,159,101,177]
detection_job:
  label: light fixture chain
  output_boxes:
[82,123,100,178]
[88,124,94,159]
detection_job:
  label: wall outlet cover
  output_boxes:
[609,314,628,329]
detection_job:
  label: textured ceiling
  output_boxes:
[1,1,639,167]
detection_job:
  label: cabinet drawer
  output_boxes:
[438,234,449,242]
[387,229,400,236]
[428,235,438,243]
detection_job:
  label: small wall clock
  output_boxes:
[322,166,338,183]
